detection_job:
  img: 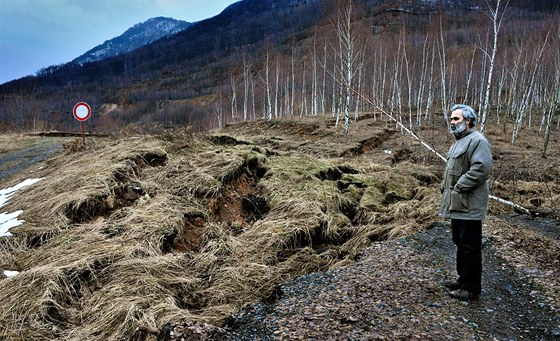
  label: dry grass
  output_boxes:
[0,134,45,154]
[0,113,556,340]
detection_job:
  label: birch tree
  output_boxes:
[242,56,250,121]
[251,72,256,120]
[332,0,363,135]
[512,30,550,144]
[424,43,436,122]
[290,44,296,117]
[6,95,32,130]
[265,48,272,120]
[230,74,237,122]
[541,23,559,158]
[275,58,280,119]
[321,40,328,114]
[480,0,509,133]
[215,90,223,129]
[300,59,307,116]
[416,35,430,126]
[401,28,414,130]
[311,31,319,116]
[541,87,557,158]
[463,45,477,104]
[495,56,508,124]
[354,55,365,125]
[437,17,449,127]
[331,52,338,117]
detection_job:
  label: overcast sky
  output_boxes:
[0,0,239,84]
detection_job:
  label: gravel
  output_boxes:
[225,219,560,340]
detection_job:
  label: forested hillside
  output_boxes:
[0,0,558,157]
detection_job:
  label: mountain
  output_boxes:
[73,17,192,65]
[0,0,557,134]
[0,0,327,95]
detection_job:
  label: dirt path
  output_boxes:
[415,218,560,339]
[226,218,560,340]
[0,139,61,182]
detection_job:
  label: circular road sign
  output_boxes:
[73,102,91,121]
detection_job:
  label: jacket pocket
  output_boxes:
[450,189,469,212]
[449,143,469,174]
[447,171,461,189]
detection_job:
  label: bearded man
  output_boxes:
[440,104,493,301]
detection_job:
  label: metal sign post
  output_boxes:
[73,102,91,145]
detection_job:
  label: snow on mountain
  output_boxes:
[73,17,192,65]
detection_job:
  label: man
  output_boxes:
[440,104,493,301]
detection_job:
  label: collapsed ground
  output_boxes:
[0,113,558,340]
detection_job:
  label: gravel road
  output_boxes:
[226,219,560,340]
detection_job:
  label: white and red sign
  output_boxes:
[73,102,91,121]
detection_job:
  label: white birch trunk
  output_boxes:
[274,59,279,119]
[424,44,436,121]
[250,73,256,120]
[230,75,237,122]
[291,46,296,117]
[215,90,223,128]
[495,62,507,124]
[354,57,364,125]
[332,53,337,117]
[301,61,307,116]
[416,36,429,127]
[243,58,249,121]
[402,31,413,130]
[265,50,272,121]
[312,34,318,116]
[464,46,477,104]
[321,42,328,114]
[438,20,449,126]
[512,30,550,144]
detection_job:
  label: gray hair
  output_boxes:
[451,104,477,127]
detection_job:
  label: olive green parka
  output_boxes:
[440,129,493,220]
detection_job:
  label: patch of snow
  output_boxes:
[0,178,43,237]
[3,270,19,278]
[0,178,42,208]
[0,210,24,237]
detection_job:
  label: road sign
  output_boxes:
[73,102,91,145]
[73,102,91,122]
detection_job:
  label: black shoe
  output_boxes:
[449,289,480,301]
[444,280,461,290]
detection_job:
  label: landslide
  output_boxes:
[0,113,558,340]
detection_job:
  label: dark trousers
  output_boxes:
[451,219,482,294]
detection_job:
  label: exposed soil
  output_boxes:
[1,114,559,341]
[214,116,560,340]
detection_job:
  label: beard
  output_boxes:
[451,120,467,137]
